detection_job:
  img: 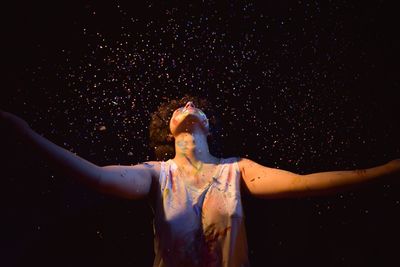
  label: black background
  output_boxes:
[1,1,400,266]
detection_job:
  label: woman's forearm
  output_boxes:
[21,127,102,188]
[1,111,153,199]
[302,160,399,195]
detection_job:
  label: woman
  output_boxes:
[1,96,399,267]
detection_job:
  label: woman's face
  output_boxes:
[169,101,209,136]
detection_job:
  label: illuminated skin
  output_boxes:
[168,102,220,185]
[1,108,399,199]
[169,101,209,136]
[1,104,400,267]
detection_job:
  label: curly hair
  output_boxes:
[149,95,221,161]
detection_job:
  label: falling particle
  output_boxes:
[96,230,103,239]
[99,125,107,131]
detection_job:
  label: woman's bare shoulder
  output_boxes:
[141,161,162,178]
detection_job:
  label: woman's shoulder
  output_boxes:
[140,161,162,178]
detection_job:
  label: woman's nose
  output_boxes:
[185,101,195,109]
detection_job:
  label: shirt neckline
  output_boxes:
[169,158,224,192]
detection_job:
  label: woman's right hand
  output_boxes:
[0,110,31,135]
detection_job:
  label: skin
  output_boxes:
[0,105,399,200]
[168,101,220,187]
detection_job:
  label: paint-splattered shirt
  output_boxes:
[150,157,250,267]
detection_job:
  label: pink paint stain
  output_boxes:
[169,169,176,193]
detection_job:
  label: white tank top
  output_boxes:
[151,157,250,267]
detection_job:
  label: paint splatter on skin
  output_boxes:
[10,1,395,172]
[144,162,154,168]
[8,6,399,256]
[249,176,261,182]
[1,3,399,267]
[177,140,188,154]
[184,155,203,172]
[175,137,204,176]
[354,169,367,176]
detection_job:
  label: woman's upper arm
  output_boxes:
[97,161,160,199]
[238,158,303,199]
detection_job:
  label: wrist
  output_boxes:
[385,159,400,176]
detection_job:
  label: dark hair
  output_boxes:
[149,95,221,161]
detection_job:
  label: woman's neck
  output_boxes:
[173,129,218,168]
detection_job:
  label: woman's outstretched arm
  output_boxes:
[239,158,400,199]
[1,110,157,199]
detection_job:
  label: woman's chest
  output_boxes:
[161,178,243,228]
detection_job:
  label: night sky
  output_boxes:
[2,1,400,266]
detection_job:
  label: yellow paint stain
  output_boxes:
[163,187,170,199]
